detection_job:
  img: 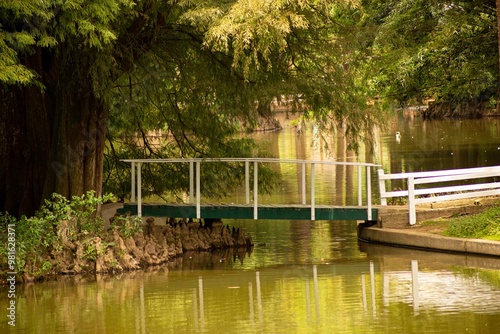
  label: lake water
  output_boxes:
[3,114,500,333]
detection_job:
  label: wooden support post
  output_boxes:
[302,162,306,205]
[366,166,372,221]
[189,161,194,204]
[408,176,416,225]
[378,169,387,206]
[358,165,362,206]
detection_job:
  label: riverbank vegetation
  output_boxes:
[0,191,140,280]
[421,205,500,241]
[0,191,253,282]
[444,206,500,241]
[366,0,499,118]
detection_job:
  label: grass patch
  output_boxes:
[420,218,450,227]
[444,206,500,240]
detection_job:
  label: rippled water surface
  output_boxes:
[3,221,500,333]
[3,115,500,333]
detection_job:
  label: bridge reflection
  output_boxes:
[128,258,500,333]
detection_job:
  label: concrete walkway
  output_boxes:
[101,202,124,228]
[358,225,500,257]
[358,197,500,257]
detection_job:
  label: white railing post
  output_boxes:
[137,162,142,217]
[196,160,201,219]
[253,161,258,219]
[378,169,387,206]
[408,176,416,225]
[189,160,194,204]
[358,165,362,206]
[302,162,307,205]
[245,160,250,205]
[366,166,372,220]
[311,163,315,221]
[131,162,136,203]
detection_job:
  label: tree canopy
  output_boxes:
[366,0,498,116]
[1,0,386,217]
[1,0,499,217]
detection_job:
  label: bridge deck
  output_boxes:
[118,203,378,221]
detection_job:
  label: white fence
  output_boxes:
[378,166,500,225]
[121,158,380,220]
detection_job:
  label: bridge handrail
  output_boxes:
[378,166,500,225]
[121,157,379,167]
[121,158,380,220]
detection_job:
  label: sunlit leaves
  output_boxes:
[203,0,309,76]
[370,0,498,106]
[0,0,136,87]
[54,0,133,49]
[0,63,37,85]
[1,0,389,200]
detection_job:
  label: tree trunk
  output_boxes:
[496,0,500,112]
[0,47,108,218]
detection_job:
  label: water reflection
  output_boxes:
[378,116,500,174]
[5,115,500,333]
[249,115,500,204]
[5,255,500,334]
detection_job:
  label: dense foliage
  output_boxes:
[0,191,141,278]
[103,1,387,199]
[1,0,499,216]
[366,0,499,116]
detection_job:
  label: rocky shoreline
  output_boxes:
[95,217,253,273]
[7,216,253,283]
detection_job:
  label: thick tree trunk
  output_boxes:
[0,79,51,218]
[44,83,108,201]
[0,47,108,218]
[497,0,500,112]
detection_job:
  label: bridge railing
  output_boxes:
[121,158,380,220]
[378,166,500,225]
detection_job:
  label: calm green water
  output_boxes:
[3,115,500,333]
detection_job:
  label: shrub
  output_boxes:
[110,215,142,239]
[0,191,115,276]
